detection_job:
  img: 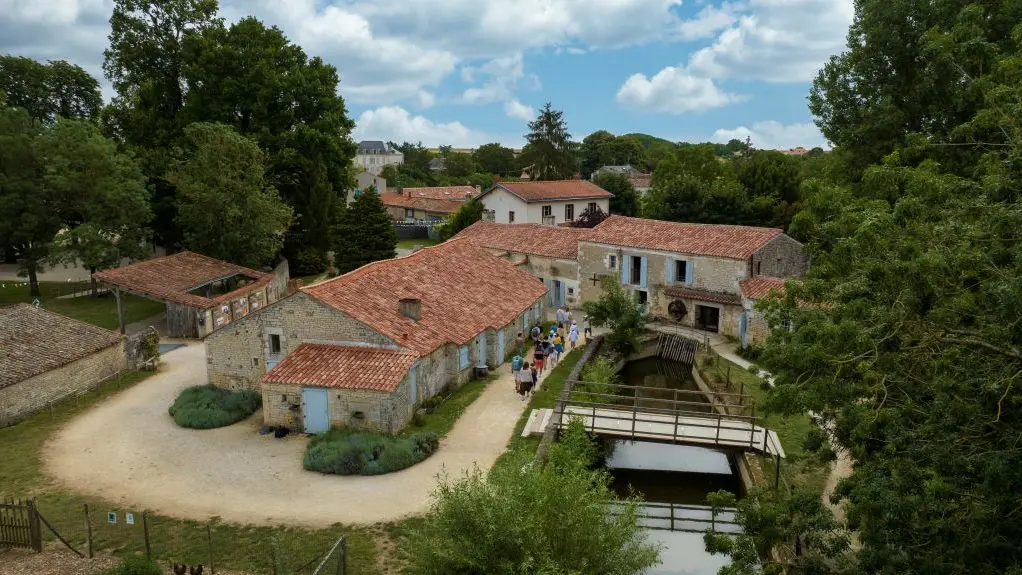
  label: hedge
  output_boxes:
[169,384,261,429]
[304,429,439,475]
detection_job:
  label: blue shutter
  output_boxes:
[620,254,630,285]
[639,257,648,289]
[665,259,674,285]
[459,345,469,369]
[545,279,554,305]
[685,261,694,287]
[739,312,748,348]
[559,281,566,305]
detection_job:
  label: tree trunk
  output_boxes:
[28,264,40,298]
[90,268,98,297]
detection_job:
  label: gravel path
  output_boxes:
[43,342,544,528]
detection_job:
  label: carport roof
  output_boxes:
[0,304,123,390]
[94,251,270,309]
[263,343,418,392]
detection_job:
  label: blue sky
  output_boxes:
[1,0,853,150]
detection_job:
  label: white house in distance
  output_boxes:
[477,180,613,226]
[355,141,404,175]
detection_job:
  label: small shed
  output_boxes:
[0,304,127,426]
[94,251,289,338]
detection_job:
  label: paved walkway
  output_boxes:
[43,341,556,528]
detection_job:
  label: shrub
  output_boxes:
[304,429,436,476]
[580,356,620,398]
[101,556,162,575]
[169,384,261,429]
[289,246,328,276]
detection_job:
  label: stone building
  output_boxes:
[355,140,404,175]
[577,216,807,340]
[453,220,588,313]
[94,251,290,338]
[738,276,789,347]
[477,180,612,226]
[204,239,546,434]
[0,304,126,427]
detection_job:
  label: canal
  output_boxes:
[603,356,744,575]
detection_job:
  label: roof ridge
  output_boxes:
[298,342,419,355]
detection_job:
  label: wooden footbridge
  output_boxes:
[524,381,784,458]
[608,502,742,534]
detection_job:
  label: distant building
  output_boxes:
[477,180,613,226]
[592,165,652,194]
[780,147,809,156]
[355,141,404,175]
[379,186,480,222]
[348,171,387,205]
[427,157,445,172]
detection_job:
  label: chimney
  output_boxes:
[399,298,421,321]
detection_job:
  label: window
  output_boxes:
[608,254,617,270]
[269,334,281,354]
[630,255,642,285]
[405,208,415,219]
[542,205,552,217]
[565,204,574,220]
[567,287,574,295]
[459,345,470,368]
[509,210,515,223]
[636,290,648,305]
[675,260,688,283]
[588,202,598,212]
[755,261,761,275]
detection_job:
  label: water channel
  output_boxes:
[601,357,744,575]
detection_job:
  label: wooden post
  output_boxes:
[749,405,757,449]
[142,511,151,559]
[774,453,782,490]
[207,524,216,574]
[335,538,347,575]
[84,504,94,558]
[114,287,125,335]
[27,499,42,552]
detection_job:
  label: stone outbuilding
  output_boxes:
[0,304,126,426]
[577,215,808,341]
[94,251,290,338]
[205,239,546,434]
[739,276,791,347]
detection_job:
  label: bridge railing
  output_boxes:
[565,381,757,421]
[607,502,742,534]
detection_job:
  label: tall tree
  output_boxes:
[39,119,152,295]
[579,131,646,178]
[0,108,54,296]
[332,189,396,274]
[436,198,485,241]
[168,123,291,268]
[472,142,516,175]
[103,0,221,248]
[0,56,102,122]
[443,152,476,178]
[593,172,639,217]
[520,103,576,180]
[583,277,649,357]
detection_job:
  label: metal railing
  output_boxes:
[608,502,742,534]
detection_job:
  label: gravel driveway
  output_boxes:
[43,342,541,527]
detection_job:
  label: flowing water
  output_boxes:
[603,356,743,575]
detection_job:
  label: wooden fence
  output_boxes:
[0,498,42,552]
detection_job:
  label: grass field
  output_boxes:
[0,280,164,330]
[0,371,379,574]
[396,238,440,250]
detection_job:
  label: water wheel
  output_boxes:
[668,299,688,321]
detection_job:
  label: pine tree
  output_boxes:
[520,103,576,180]
[333,188,397,274]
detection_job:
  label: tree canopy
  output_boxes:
[582,278,648,357]
[332,189,396,274]
[520,103,577,180]
[0,56,102,122]
[472,142,517,175]
[593,172,639,217]
[436,198,486,241]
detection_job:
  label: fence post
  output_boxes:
[142,511,152,559]
[207,524,216,575]
[27,499,42,552]
[774,453,782,490]
[84,504,94,558]
[335,537,347,575]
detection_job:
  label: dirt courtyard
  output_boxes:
[43,342,542,528]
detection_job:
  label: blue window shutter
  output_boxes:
[665,259,674,285]
[685,261,694,287]
[545,279,554,305]
[459,345,469,368]
[640,257,648,288]
[620,254,630,284]
[559,281,566,304]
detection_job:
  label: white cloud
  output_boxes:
[459,54,540,107]
[504,100,535,121]
[353,106,497,147]
[711,120,829,149]
[616,67,747,113]
[416,90,436,109]
[677,2,741,41]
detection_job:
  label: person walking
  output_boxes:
[517,361,532,398]
[515,332,525,357]
[553,333,564,357]
[530,362,538,397]
[583,316,592,340]
[568,321,579,350]
[511,354,523,385]
[533,336,546,374]
[531,322,542,346]
[555,306,567,332]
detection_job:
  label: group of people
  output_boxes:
[510,306,591,399]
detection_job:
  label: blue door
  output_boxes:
[497,330,505,362]
[739,312,749,347]
[301,388,330,434]
[476,334,487,367]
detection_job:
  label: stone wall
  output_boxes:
[744,306,772,346]
[751,235,808,278]
[0,343,127,427]
[206,292,397,391]
[262,376,414,435]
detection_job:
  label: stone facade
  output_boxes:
[750,235,808,278]
[262,376,414,435]
[479,247,579,315]
[0,343,127,427]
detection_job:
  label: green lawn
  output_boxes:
[695,353,830,495]
[0,370,379,574]
[0,280,165,330]
[402,376,492,438]
[396,238,440,250]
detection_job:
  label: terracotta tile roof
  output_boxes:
[484,180,613,202]
[586,216,784,260]
[379,191,462,215]
[0,304,122,390]
[400,186,478,201]
[302,238,546,355]
[740,276,787,300]
[663,287,742,306]
[94,251,270,309]
[452,221,587,260]
[262,343,417,391]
